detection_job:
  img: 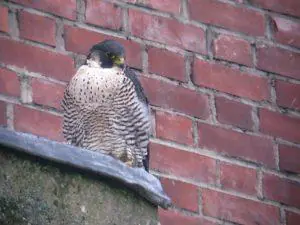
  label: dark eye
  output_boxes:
[106,52,115,59]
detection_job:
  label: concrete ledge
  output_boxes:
[0,146,158,225]
[0,128,171,209]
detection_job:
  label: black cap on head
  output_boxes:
[87,40,125,68]
[90,40,125,57]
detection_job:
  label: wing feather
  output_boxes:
[61,88,85,146]
[113,68,151,170]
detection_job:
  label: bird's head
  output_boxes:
[87,40,125,68]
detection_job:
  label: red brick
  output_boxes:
[31,78,65,110]
[272,17,300,48]
[189,0,265,36]
[139,76,209,119]
[19,11,56,46]
[263,173,300,208]
[279,145,300,174]
[14,105,63,141]
[250,0,300,18]
[86,0,122,30]
[276,80,300,111]
[257,45,300,80]
[202,189,280,225]
[220,162,257,195]
[198,123,275,167]
[128,9,206,54]
[0,6,9,33]
[155,111,194,146]
[286,211,300,225]
[150,142,216,183]
[160,178,198,212]
[120,0,181,15]
[64,25,106,54]
[215,96,253,130]
[0,37,74,82]
[0,68,20,97]
[11,0,76,20]
[0,101,6,126]
[159,209,216,225]
[193,59,270,101]
[260,109,300,143]
[213,34,253,66]
[148,48,185,81]
[64,25,142,69]
[147,0,181,15]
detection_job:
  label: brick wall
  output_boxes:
[0,0,300,224]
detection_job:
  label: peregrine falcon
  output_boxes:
[61,40,151,171]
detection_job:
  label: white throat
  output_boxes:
[86,59,101,68]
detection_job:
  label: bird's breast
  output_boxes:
[68,66,124,105]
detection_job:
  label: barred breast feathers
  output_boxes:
[62,64,151,168]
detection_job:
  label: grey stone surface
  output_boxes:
[0,147,158,225]
[0,128,171,209]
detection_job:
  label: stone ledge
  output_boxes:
[0,127,171,209]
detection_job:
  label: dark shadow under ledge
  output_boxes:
[0,127,171,209]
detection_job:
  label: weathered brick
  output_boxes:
[155,111,194,146]
[150,142,216,183]
[202,189,280,225]
[148,48,185,81]
[250,0,300,18]
[198,123,275,167]
[146,0,181,15]
[263,173,300,208]
[0,67,20,97]
[64,25,142,69]
[19,10,56,46]
[220,162,257,195]
[120,0,181,15]
[0,101,6,126]
[215,96,253,130]
[213,34,253,66]
[64,25,105,55]
[31,78,65,110]
[14,105,63,141]
[279,145,300,174]
[272,16,300,48]
[128,9,206,54]
[160,178,198,212]
[86,0,122,30]
[257,45,300,80]
[276,80,300,110]
[0,37,74,82]
[10,0,76,20]
[286,211,300,225]
[159,209,216,225]
[0,5,9,33]
[260,109,300,143]
[193,59,270,101]
[139,76,210,119]
[189,0,265,36]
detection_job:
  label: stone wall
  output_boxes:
[0,147,158,225]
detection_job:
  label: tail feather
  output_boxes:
[142,145,150,172]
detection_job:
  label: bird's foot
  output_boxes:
[124,158,134,168]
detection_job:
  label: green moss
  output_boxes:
[0,195,56,225]
[0,148,158,225]
[0,196,25,225]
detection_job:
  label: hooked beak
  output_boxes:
[113,57,125,66]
